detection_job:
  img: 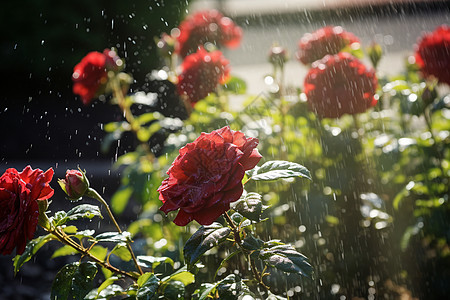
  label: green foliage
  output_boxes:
[51,262,98,300]
[94,231,131,243]
[193,274,254,300]
[51,204,103,227]
[233,192,269,222]
[13,234,55,274]
[223,76,247,95]
[184,223,232,269]
[259,242,312,277]
[136,273,160,300]
[247,160,311,181]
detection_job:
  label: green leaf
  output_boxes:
[51,261,98,300]
[137,255,174,269]
[72,229,96,240]
[85,284,124,299]
[51,245,78,259]
[13,234,55,275]
[216,274,255,300]
[66,204,103,221]
[90,245,109,261]
[163,280,185,300]
[137,272,160,300]
[97,276,120,296]
[161,266,195,286]
[259,242,312,277]
[248,160,311,181]
[94,231,131,243]
[230,212,252,228]
[111,243,132,262]
[51,211,69,227]
[233,192,268,221]
[193,283,215,300]
[184,223,232,269]
[111,185,133,215]
[241,234,264,252]
[223,76,247,94]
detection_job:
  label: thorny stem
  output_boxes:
[49,225,139,280]
[223,212,270,295]
[87,188,144,275]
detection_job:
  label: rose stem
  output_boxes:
[87,187,144,275]
[111,76,137,131]
[50,225,138,280]
[423,107,445,176]
[223,212,270,294]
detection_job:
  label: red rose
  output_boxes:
[158,126,262,226]
[177,47,230,105]
[58,169,89,200]
[415,25,450,85]
[304,52,378,118]
[0,166,54,255]
[72,49,122,105]
[176,10,242,58]
[296,26,360,65]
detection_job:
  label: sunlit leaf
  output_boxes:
[13,234,55,274]
[66,204,103,222]
[233,192,268,221]
[111,243,132,262]
[223,76,247,95]
[248,160,311,181]
[96,276,120,296]
[161,265,195,287]
[51,245,78,259]
[137,255,174,269]
[111,185,133,214]
[94,231,131,243]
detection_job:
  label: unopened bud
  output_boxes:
[367,42,383,69]
[268,45,289,68]
[58,169,89,201]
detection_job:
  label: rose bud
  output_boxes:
[58,169,89,201]
[366,42,383,69]
[268,45,289,69]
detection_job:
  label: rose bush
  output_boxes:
[158,126,262,226]
[415,25,450,85]
[0,166,54,255]
[304,52,378,118]
[177,46,230,105]
[175,9,242,58]
[72,49,122,105]
[296,26,360,65]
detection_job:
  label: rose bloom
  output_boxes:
[72,49,122,105]
[158,126,262,226]
[0,166,54,255]
[415,25,450,85]
[304,52,378,118]
[296,26,360,65]
[176,9,242,58]
[177,47,230,105]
